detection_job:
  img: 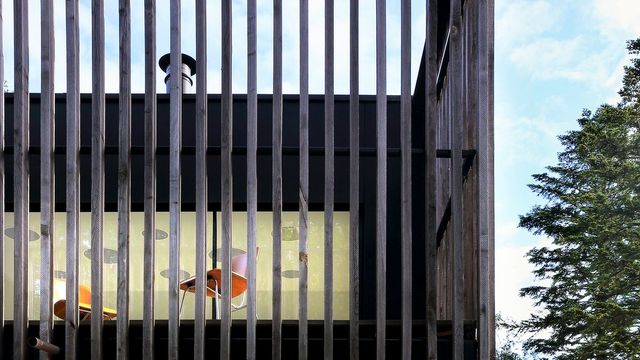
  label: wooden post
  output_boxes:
[90,0,106,356]
[488,0,496,356]
[272,1,283,358]
[375,0,387,358]
[349,0,359,358]
[194,0,208,357]
[400,0,412,358]
[324,1,335,358]
[425,0,438,358]
[40,0,55,357]
[13,0,29,357]
[449,0,465,357]
[65,0,81,357]
[477,0,490,355]
[117,0,132,358]
[142,0,157,358]
[168,0,182,358]
[247,0,258,357]
[220,0,233,358]
[298,0,309,358]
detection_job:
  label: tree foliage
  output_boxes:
[518,39,640,359]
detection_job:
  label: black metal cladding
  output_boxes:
[1,90,429,321]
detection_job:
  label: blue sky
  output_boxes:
[494,0,640,341]
[3,0,640,348]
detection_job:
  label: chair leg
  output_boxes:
[215,282,220,320]
[179,288,189,316]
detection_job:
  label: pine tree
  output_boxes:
[518,39,640,359]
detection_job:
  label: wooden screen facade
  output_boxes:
[0,0,494,359]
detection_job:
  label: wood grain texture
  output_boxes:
[449,0,465,357]
[348,0,359,359]
[39,0,55,357]
[65,0,81,357]
[298,0,309,358]
[142,0,157,358]
[400,0,412,358]
[272,1,283,358]
[168,0,182,358]
[194,0,208,358]
[476,0,490,356]
[376,0,387,358]
[220,0,233,358]
[90,0,106,356]
[13,1,29,357]
[325,1,335,358]
[247,0,258,357]
[488,0,496,356]
[117,0,131,358]
[425,0,438,357]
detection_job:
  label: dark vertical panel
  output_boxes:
[40,0,55,356]
[65,0,81,357]
[449,0,464,357]
[425,0,438,357]
[400,0,412,358]
[325,1,335,358]
[298,0,309,358]
[272,1,283,358]
[142,0,157,358]
[375,0,386,358]
[488,0,496,356]
[246,0,258,357]
[117,0,132,358]
[90,0,106,356]
[168,0,182,357]
[477,0,490,357]
[348,0,359,358]
[220,0,233,358]
[194,0,208,357]
[13,0,29,357]
[0,0,4,351]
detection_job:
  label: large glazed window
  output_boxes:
[2,211,349,321]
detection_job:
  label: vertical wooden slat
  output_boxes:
[246,0,258,357]
[425,0,438,358]
[400,0,412,358]
[298,0,309,357]
[450,0,465,357]
[0,1,4,352]
[40,0,55,356]
[142,0,157,358]
[324,0,335,358]
[66,0,81,356]
[194,0,208,357]
[91,0,106,356]
[220,0,233,357]
[168,0,182,357]
[272,0,283,358]
[13,0,29,357]
[348,0,359,358]
[375,0,386,358]
[476,0,490,356]
[117,0,132,358]
[488,0,496,356]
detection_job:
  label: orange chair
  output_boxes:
[179,249,257,318]
[53,284,117,321]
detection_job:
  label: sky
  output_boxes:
[3,0,640,351]
[494,0,640,347]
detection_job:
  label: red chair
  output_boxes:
[179,248,257,318]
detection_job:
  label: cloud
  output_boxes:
[591,0,640,40]
[496,0,558,49]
